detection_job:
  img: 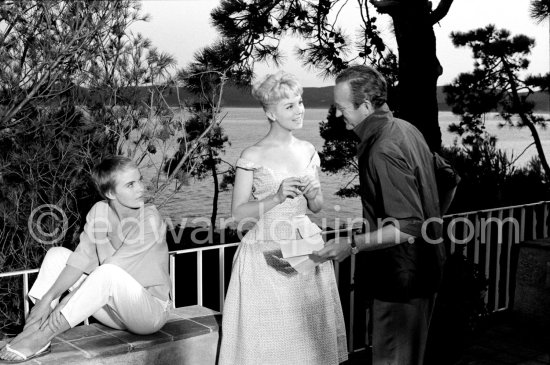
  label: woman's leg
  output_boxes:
[0,264,168,361]
[61,264,169,334]
[0,248,84,361]
[27,247,86,306]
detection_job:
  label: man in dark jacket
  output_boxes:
[315,65,445,365]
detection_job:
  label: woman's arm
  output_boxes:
[302,168,323,213]
[231,167,303,221]
[42,266,84,301]
[25,265,83,329]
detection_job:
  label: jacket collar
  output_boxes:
[353,103,393,156]
[352,103,393,143]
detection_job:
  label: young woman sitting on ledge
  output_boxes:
[0,156,171,363]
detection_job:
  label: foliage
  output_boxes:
[442,146,549,214]
[445,25,550,177]
[530,0,550,23]
[211,0,394,77]
[0,0,150,333]
[0,0,231,332]
[208,0,455,171]
[163,40,252,229]
[319,106,360,197]
[1,1,145,133]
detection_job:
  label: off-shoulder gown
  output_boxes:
[219,153,348,365]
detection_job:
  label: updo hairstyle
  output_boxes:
[251,71,303,111]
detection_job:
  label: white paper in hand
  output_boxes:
[280,234,325,259]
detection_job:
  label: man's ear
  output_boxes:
[363,99,373,113]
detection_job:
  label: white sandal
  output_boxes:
[0,342,51,363]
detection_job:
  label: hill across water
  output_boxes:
[163,85,549,112]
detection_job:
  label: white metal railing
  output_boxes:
[1,201,549,352]
[0,268,39,319]
[442,200,549,312]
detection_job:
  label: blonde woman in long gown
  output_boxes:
[219,72,348,365]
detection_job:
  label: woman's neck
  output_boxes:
[266,122,294,144]
[108,200,142,222]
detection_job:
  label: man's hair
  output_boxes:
[92,156,135,199]
[335,65,387,108]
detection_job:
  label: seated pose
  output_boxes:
[0,156,171,362]
[218,72,348,364]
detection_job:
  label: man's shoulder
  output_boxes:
[369,138,404,160]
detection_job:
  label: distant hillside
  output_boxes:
[163,85,334,109]
[164,85,549,112]
[437,86,550,113]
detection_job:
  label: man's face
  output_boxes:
[333,81,372,130]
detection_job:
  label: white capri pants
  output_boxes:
[28,247,170,335]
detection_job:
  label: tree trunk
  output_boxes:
[382,0,443,152]
[502,58,550,178]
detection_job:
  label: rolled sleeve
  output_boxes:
[371,149,424,237]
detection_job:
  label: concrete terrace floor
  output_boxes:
[345,313,550,365]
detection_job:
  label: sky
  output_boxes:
[132,0,550,87]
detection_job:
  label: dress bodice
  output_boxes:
[236,152,322,241]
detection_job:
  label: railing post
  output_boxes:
[484,211,492,306]
[504,208,514,309]
[170,254,176,308]
[219,247,225,311]
[22,273,29,319]
[197,250,203,306]
[474,214,480,265]
[520,207,526,242]
[450,217,456,254]
[348,254,355,353]
[532,207,537,240]
[543,203,549,238]
[463,214,469,259]
[494,209,504,310]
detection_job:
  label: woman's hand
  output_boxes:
[40,290,74,332]
[24,296,54,330]
[274,177,304,203]
[300,175,321,200]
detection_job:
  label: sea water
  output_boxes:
[154,108,550,228]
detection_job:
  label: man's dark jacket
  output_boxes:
[353,104,446,302]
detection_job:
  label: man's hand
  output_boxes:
[312,236,352,262]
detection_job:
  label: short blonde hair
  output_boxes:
[251,71,303,109]
[92,156,136,199]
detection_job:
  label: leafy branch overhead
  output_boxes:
[445,25,550,178]
[210,0,395,78]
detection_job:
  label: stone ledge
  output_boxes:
[1,305,221,365]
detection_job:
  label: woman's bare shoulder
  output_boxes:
[240,144,268,164]
[295,138,316,155]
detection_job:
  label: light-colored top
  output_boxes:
[66,201,171,301]
[235,152,322,242]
